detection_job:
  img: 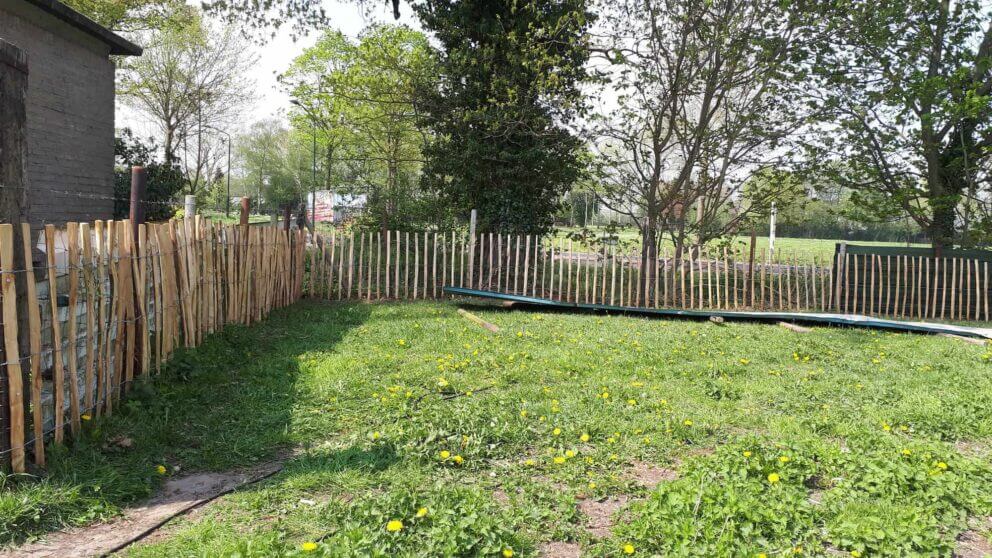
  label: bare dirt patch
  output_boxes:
[3,460,284,558]
[578,495,630,538]
[539,541,582,558]
[628,460,677,489]
[956,521,992,558]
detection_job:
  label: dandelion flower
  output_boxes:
[386,519,403,532]
[767,472,780,483]
[778,456,790,463]
[623,543,636,554]
[301,541,318,552]
[155,465,167,475]
[416,507,428,518]
[742,451,752,458]
[81,414,91,421]
[850,551,862,558]
[565,449,576,458]
[552,427,562,436]
[503,550,514,558]
[580,433,590,443]
[683,419,693,426]
[440,450,451,460]
[936,461,948,470]
[553,456,566,465]
[453,455,464,465]
[901,449,911,456]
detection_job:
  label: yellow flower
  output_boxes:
[683,419,693,426]
[524,459,535,466]
[155,465,167,475]
[742,451,752,458]
[936,461,948,470]
[627,399,637,406]
[440,450,451,460]
[371,431,381,440]
[502,549,514,558]
[767,472,780,483]
[438,377,449,387]
[81,414,91,421]
[779,456,791,463]
[520,410,528,418]
[386,519,403,532]
[416,507,428,518]
[553,456,566,465]
[580,433,590,442]
[850,551,862,558]
[901,449,911,456]
[565,449,576,458]
[301,541,318,552]
[552,428,562,436]
[757,554,768,558]
[623,543,636,554]
[453,455,464,465]
[588,482,597,489]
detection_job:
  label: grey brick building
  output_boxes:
[0,0,141,226]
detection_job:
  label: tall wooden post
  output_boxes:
[240,197,250,226]
[129,167,146,240]
[0,40,30,468]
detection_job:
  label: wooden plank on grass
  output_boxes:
[458,308,499,333]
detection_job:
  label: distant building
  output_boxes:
[306,191,367,224]
[0,0,142,225]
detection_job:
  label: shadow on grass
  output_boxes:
[0,300,371,546]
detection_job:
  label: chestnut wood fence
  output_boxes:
[0,219,304,473]
[2,223,989,473]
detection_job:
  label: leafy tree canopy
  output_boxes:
[413,0,594,235]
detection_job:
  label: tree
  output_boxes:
[282,25,445,231]
[63,0,193,33]
[413,0,594,234]
[119,12,256,169]
[806,0,992,252]
[113,129,184,221]
[589,0,812,297]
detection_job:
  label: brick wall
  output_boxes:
[0,0,116,228]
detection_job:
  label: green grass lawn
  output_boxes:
[553,226,926,264]
[2,301,992,556]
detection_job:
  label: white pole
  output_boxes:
[768,202,777,262]
[184,195,196,218]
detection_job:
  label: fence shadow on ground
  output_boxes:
[0,300,372,546]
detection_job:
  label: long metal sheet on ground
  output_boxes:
[442,287,992,340]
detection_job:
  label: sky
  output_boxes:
[117,0,422,137]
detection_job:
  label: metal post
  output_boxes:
[184,195,196,219]
[240,197,250,226]
[129,166,146,241]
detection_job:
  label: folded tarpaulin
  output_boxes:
[442,286,992,340]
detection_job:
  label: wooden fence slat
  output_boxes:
[1,224,26,472]
[44,224,66,440]
[21,223,44,466]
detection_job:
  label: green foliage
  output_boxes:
[62,0,192,33]
[414,0,593,234]
[113,129,184,222]
[807,0,992,249]
[282,26,447,231]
